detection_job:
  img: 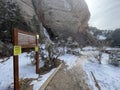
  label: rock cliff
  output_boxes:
[12,0,45,41]
[33,0,90,38]
[12,0,42,33]
[13,0,35,21]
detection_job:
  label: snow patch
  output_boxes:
[59,54,78,69]
[101,53,109,64]
[31,69,56,90]
[83,46,97,51]
[43,27,50,40]
[97,35,106,40]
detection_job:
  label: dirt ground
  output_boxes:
[45,60,91,90]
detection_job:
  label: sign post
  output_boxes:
[13,28,39,90]
[13,29,19,90]
[35,35,39,74]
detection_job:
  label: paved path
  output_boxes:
[45,60,91,90]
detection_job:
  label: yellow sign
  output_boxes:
[35,46,39,52]
[14,46,22,55]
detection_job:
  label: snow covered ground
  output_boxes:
[0,52,78,90]
[59,49,120,90]
[85,62,120,90]
[81,51,120,90]
[0,47,120,90]
[0,53,56,90]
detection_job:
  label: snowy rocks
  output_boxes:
[66,48,81,56]
[33,0,90,37]
[109,51,120,66]
[55,37,81,56]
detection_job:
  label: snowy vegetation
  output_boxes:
[88,26,120,47]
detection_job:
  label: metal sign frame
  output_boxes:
[13,28,39,90]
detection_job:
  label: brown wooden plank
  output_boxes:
[91,71,101,90]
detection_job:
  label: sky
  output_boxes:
[85,0,120,30]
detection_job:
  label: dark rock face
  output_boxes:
[33,0,90,38]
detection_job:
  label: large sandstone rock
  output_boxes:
[12,0,40,31]
[12,0,44,40]
[33,0,90,36]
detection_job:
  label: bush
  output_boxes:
[40,39,62,68]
